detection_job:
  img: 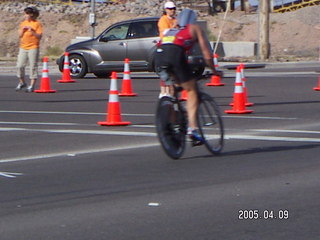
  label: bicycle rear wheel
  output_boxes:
[155,96,187,159]
[197,93,224,154]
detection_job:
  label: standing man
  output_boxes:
[16,7,43,93]
[157,1,177,98]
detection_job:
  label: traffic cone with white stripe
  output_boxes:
[98,72,131,126]
[119,58,137,96]
[206,53,225,86]
[225,66,253,114]
[230,63,253,106]
[313,75,320,91]
[240,63,253,106]
[35,56,56,93]
[57,52,76,83]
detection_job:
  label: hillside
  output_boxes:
[0,3,319,62]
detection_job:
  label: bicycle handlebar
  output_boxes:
[197,70,224,81]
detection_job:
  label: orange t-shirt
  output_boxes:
[19,20,43,50]
[158,15,177,39]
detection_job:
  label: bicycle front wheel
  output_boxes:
[155,96,186,159]
[197,93,224,154]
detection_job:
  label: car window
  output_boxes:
[127,21,159,39]
[100,24,130,42]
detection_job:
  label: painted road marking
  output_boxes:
[0,110,297,120]
[0,125,320,164]
[1,126,320,142]
[0,171,23,178]
[0,142,160,163]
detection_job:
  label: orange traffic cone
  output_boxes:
[230,63,253,106]
[213,53,219,69]
[35,56,56,93]
[179,89,188,101]
[225,66,253,114]
[206,75,225,86]
[313,75,320,91]
[119,58,137,96]
[98,72,131,126]
[206,53,225,86]
[57,52,76,83]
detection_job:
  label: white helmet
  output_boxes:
[177,8,197,27]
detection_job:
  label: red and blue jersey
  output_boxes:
[159,24,194,51]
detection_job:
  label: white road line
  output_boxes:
[0,127,157,137]
[226,134,320,142]
[0,142,160,163]
[0,110,153,117]
[1,126,320,163]
[247,129,320,134]
[1,126,320,142]
[0,110,105,116]
[0,171,23,178]
[0,121,81,126]
[0,110,297,120]
[224,71,318,77]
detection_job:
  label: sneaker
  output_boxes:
[15,82,26,91]
[159,93,172,99]
[188,129,205,146]
[25,86,34,93]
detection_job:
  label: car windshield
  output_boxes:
[100,24,130,41]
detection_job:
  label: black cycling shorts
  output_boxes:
[154,44,193,84]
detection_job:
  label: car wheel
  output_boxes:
[69,54,87,78]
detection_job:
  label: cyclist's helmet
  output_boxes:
[177,8,197,28]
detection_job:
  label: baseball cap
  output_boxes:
[164,1,176,9]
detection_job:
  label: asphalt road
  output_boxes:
[0,62,320,239]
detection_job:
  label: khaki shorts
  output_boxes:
[16,48,39,80]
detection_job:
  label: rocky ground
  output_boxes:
[0,1,319,62]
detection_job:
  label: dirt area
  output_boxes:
[0,5,319,62]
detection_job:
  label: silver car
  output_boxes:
[56,17,206,78]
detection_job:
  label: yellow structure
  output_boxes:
[273,0,320,13]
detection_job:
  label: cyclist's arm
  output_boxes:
[190,24,219,75]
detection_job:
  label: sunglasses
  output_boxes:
[166,8,176,10]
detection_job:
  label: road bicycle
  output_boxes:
[155,71,224,159]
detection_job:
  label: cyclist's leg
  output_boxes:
[170,49,204,145]
[180,79,198,129]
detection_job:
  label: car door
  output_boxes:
[126,21,159,70]
[93,23,129,70]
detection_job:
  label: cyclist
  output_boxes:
[154,8,221,145]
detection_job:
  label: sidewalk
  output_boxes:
[0,60,60,74]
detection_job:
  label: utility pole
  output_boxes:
[258,0,270,60]
[89,0,96,38]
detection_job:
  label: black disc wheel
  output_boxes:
[197,93,224,155]
[155,96,187,159]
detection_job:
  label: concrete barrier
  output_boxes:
[71,36,91,44]
[211,41,258,58]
